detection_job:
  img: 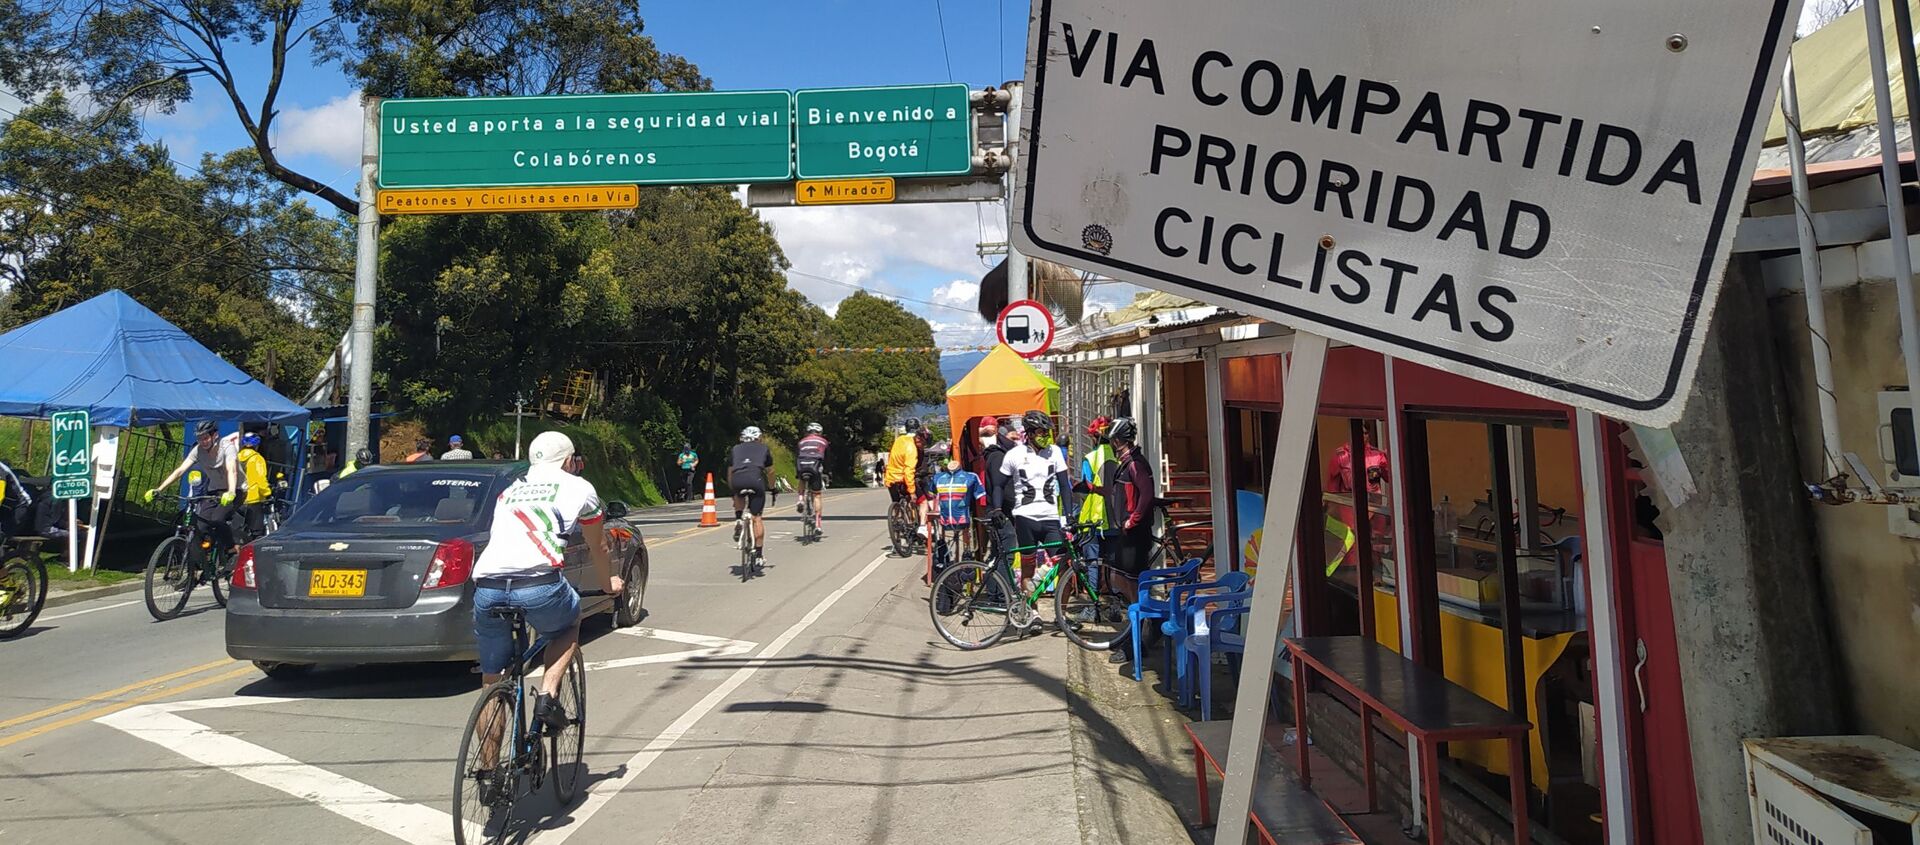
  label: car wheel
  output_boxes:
[254,661,313,681]
[614,557,646,628]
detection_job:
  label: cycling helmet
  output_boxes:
[195,420,219,437]
[1087,416,1111,439]
[806,422,824,434]
[1107,417,1139,444]
[1021,410,1055,434]
[740,426,762,442]
[355,448,374,465]
[241,433,262,448]
[904,417,921,433]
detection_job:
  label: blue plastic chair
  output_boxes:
[1158,571,1252,698]
[1180,594,1252,720]
[1124,558,1205,681]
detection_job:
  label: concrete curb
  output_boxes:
[1066,643,1206,845]
[42,578,146,610]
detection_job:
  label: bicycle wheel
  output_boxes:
[453,679,519,845]
[888,506,912,557]
[0,554,47,638]
[549,649,588,803]
[929,562,1014,650]
[1054,562,1131,651]
[144,536,195,621]
[740,523,755,581]
[209,548,230,608]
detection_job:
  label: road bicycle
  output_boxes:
[453,588,608,845]
[735,513,763,581]
[924,518,969,585]
[0,536,49,639]
[929,517,1131,651]
[1149,498,1214,569]
[144,495,236,621]
[886,495,921,558]
[797,483,821,544]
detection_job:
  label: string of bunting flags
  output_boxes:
[809,345,997,354]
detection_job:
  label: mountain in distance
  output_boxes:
[940,350,986,388]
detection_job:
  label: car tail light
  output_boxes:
[424,539,474,590]
[232,544,257,591]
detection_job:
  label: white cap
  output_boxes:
[528,431,575,468]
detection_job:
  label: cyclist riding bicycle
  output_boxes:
[730,426,773,567]
[235,432,271,546]
[146,421,241,562]
[795,423,829,522]
[468,431,622,792]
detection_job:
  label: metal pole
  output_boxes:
[514,394,526,460]
[1381,355,1426,827]
[346,95,382,461]
[1783,56,1848,480]
[1863,0,1920,478]
[1005,80,1029,303]
[1575,410,1636,845]
[1204,347,1234,569]
[1214,332,1329,845]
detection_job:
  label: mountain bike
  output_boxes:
[0,536,49,639]
[144,495,236,621]
[929,518,1131,651]
[453,588,607,845]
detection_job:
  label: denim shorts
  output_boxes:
[472,578,580,674]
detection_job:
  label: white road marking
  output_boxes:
[584,627,756,671]
[98,696,454,845]
[534,550,894,845]
[93,623,760,845]
[39,598,143,621]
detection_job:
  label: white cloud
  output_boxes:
[759,199,1005,308]
[272,91,365,172]
[932,279,980,307]
[929,319,995,349]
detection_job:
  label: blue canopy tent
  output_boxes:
[0,290,309,427]
[0,291,312,567]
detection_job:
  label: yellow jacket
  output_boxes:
[883,434,919,492]
[238,448,270,505]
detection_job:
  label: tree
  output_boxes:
[0,93,348,388]
[794,292,946,479]
[0,0,704,215]
[1802,0,1864,35]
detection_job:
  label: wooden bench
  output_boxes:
[1183,719,1362,845]
[1286,635,1532,845]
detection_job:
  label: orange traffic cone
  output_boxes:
[699,473,720,527]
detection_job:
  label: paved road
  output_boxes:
[0,488,1080,845]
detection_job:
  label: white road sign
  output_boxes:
[1012,0,1800,425]
[997,299,1057,358]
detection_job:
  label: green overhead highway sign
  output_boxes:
[379,91,794,189]
[793,85,973,179]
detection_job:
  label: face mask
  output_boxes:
[980,436,996,448]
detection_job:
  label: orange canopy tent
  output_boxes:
[946,344,1059,428]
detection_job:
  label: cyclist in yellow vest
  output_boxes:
[1075,417,1119,597]
[236,432,271,547]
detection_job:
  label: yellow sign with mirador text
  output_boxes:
[376,185,639,215]
[794,178,895,206]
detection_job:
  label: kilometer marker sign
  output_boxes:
[1012,0,1800,426]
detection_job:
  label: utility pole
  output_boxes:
[510,393,533,460]
[346,95,383,460]
[1004,80,1029,303]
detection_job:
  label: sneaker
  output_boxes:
[474,769,507,806]
[533,693,569,734]
[752,551,766,571]
[1067,606,1097,624]
[1107,650,1133,665]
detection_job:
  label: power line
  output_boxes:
[932,0,956,83]
[999,0,1007,81]
[784,268,980,316]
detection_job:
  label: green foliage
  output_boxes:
[791,292,946,477]
[0,94,348,390]
[463,418,663,508]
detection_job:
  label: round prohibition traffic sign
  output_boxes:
[996,299,1056,359]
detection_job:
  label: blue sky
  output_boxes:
[119,0,1117,348]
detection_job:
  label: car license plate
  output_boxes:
[309,569,367,597]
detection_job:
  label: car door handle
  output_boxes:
[1632,639,1649,713]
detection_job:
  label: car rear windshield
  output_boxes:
[286,471,500,529]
